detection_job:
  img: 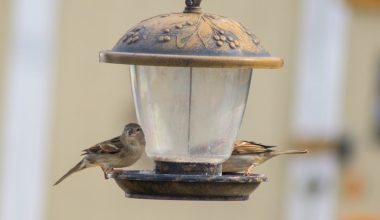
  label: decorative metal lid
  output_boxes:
[100,0,283,68]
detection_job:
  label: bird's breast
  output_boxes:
[222,154,258,173]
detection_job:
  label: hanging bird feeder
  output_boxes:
[100,0,283,201]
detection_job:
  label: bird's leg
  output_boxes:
[244,164,256,176]
[101,167,114,179]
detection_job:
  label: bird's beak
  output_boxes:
[126,128,133,136]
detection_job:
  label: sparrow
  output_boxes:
[54,123,145,185]
[222,140,308,175]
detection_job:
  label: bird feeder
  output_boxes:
[100,0,283,201]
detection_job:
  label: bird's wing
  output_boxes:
[235,140,277,148]
[81,136,122,155]
[232,140,276,155]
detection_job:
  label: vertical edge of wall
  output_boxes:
[0,0,59,219]
[285,0,351,220]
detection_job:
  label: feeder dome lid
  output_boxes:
[100,1,283,68]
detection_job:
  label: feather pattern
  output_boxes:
[232,140,276,155]
[223,140,308,174]
[81,137,122,156]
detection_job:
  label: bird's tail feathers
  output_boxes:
[53,159,88,186]
[272,149,308,156]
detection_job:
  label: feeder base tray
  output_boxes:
[108,170,267,201]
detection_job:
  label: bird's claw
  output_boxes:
[243,171,252,176]
[244,164,256,176]
[103,168,114,179]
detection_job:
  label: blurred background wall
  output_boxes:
[0,0,9,153]
[0,0,379,220]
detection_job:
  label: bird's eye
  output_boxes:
[136,128,141,132]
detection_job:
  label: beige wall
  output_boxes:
[47,0,298,220]
[0,0,9,194]
[0,0,9,135]
[0,0,8,89]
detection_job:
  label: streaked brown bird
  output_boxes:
[222,140,308,175]
[54,123,145,185]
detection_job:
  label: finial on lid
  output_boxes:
[184,0,202,13]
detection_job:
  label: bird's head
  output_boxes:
[124,123,143,136]
[123,123,145,146]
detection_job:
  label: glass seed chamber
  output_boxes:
[100,0,283,200]
[130,66,252,164]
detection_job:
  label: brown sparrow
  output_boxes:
[222,140,308,175]
[54,123,145,185]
